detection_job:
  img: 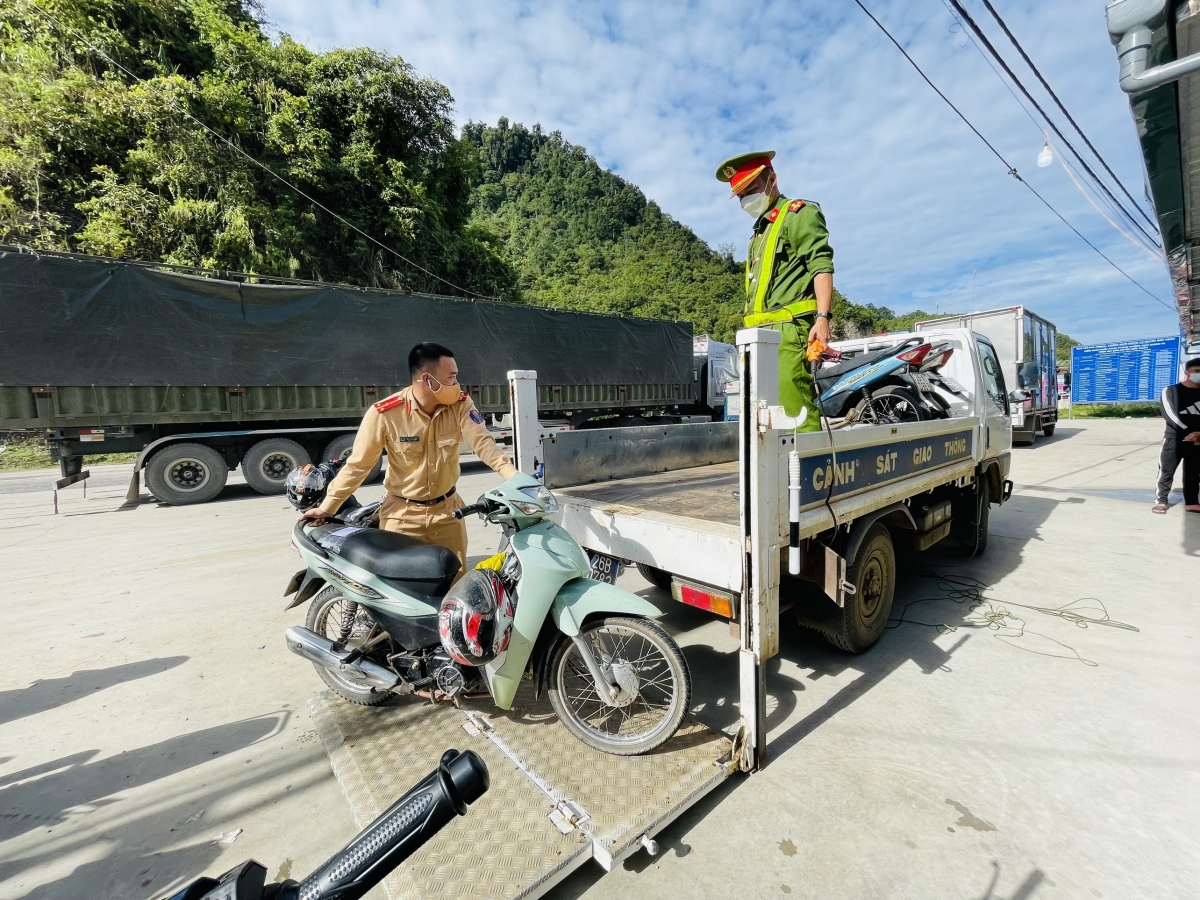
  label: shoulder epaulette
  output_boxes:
[373,394,404,413]
[788,199,806,213]
[766,208,780,223]
[458,390,469,402]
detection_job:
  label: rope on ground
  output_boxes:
[885,572,1138,667]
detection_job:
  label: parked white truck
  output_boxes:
[508,325,1013,769]
[916,306,1058,444]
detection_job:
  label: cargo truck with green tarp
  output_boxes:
[0,249,698,504]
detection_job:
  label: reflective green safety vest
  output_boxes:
[743,202,818,328]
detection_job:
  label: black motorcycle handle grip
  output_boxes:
[452,502,488,520]
[277,749,489,900]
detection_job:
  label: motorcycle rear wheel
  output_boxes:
[547,616,690,756]
[306,586,392,706]
[854,384,928,424]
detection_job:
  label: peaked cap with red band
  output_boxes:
[715,150,776,194]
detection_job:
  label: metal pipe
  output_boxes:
[570,634,619,703]
[1111,16,1200,94]
[285,625,403,692]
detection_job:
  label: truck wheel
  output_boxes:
[960,479,990,558]
[1042,422,1056,437]
[322,434,384,484]
[243,438,308,495]
[822,523,895,653]
[635,563,673,591]
[146,442,228,505]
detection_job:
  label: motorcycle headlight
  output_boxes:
[517,484,558,513]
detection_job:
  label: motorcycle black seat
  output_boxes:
[312,525,461,583]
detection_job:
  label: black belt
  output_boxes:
[396,486,456,507]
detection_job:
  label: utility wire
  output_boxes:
[851,0,1176,314]
[940,0,1154,244]
[1045,133,1165,262]
[947,0,1163,250]
[977,0,1158,228]
[28,2,492,299]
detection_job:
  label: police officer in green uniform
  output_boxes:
[716,150,834,431]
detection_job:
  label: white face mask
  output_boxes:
[1189,372,1200,384]
[740,191,772,219]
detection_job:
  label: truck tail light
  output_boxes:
[897,344,932,365]
[671,579,735,619]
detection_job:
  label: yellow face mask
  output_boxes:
[423,373,460,405]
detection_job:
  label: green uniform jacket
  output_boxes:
[745,196,834,428]
[745,196,835,317]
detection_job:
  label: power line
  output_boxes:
[946,0,1163,251]
[28,2,492,300]
[977,0,1158,228]
[939,0,1155,244]
[850,0,1177,314]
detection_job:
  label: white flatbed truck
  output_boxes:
[519,326,1014,769]
[308,326,1013,900]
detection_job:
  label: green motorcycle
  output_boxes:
[283,471,690,755]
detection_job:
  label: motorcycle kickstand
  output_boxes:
[570,634,620,703]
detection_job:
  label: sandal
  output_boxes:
[1186,504,1200,513]
[1151,503,1168,514]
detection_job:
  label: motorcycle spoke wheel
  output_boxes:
[305,586,391,706]
[548,616,690,756]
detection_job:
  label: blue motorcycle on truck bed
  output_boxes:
[281,463,691,756]
[816,336,960,423]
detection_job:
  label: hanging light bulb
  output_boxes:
[1037,143,1053,168]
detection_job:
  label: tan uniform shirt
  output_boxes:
[319,386,517,515]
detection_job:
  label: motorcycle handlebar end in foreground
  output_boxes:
[159,749,488,900]
[452,502,488,520]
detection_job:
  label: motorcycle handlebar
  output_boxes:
[279,749,489,900]
[453,501,490,520]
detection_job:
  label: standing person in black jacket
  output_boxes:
[1153,357,1200,514]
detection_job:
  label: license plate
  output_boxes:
[912,373,934,392]
[589,552,623,584]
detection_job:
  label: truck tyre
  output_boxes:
[322,434,384,484]
[960,479,990,558]
[1042,422,1056,437]
[242,438,308,495]
[146,442,228,505]
[635,563,673,591]
[821,523,896,653]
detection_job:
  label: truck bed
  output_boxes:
[558,461,739,527]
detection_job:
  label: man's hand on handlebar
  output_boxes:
[299,507,333,524]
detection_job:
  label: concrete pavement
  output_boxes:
[0,420,1196,899]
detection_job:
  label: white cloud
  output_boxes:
[261,0,1179,344]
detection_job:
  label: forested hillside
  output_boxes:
[1,0,944,343]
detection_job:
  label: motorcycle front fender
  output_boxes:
[551,577,662,636]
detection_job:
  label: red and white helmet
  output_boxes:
[438,570,515,667]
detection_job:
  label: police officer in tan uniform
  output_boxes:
[300,342,517,576]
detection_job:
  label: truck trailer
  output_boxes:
[916,306,1058,444]
[0,249,706,504]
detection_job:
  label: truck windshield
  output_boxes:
[976,340,1008,414]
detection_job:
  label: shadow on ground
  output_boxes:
[0,657,188,727]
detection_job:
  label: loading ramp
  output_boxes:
[311,685,734,900]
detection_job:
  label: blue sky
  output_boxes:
[262,0,1179,345]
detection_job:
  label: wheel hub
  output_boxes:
[262,454,293,479]
[604,661,641,708]
[169,459,208,491]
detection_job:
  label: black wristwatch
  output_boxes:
[815,311,833,321]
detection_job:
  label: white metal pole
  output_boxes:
[735,327,782,772]
[507,370,541,477]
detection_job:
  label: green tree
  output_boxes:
[0,0,516,296]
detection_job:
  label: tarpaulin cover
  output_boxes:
[0,252,693,387]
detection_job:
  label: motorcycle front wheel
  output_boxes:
[306,585,391,706]
[547,616,690,756]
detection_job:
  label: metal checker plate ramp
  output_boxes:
[310,692,589,900]
[485,681,733,867]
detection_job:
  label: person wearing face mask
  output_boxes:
[300,341,517,576]
[1152,356,1200,514]
[715,150,835,430]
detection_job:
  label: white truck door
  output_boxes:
[975,338,1011,455]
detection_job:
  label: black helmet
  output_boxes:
[438,570,515,667]
[286,462,328,510]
